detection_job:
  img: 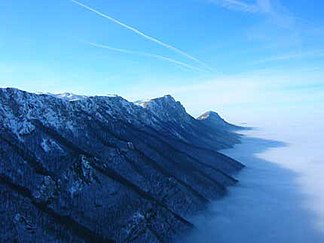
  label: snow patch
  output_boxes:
[41,138,63,153]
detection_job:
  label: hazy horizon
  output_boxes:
[180,119,324,242]
[1,0,324,122]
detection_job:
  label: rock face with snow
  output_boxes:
[198,111,239,130]
[0,88,244,242]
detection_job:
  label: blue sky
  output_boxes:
[1,0,324,120]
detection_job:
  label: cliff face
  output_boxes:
[0,88,244,242]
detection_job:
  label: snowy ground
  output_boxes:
[180,116,324,243]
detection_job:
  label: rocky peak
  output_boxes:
[136,95,191,123]
[198,111,224,122]
[197,111,238,129]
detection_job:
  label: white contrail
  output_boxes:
[70,0,213,72]
[87,42,208,73]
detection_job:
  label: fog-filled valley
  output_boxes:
[181,114,324,243]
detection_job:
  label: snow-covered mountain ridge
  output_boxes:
[0,88,244,242]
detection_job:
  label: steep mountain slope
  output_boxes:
[0,88,244,242]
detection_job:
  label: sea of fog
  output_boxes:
[179,115,324,243]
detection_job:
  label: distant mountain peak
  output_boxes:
[197,111,223,121]
[197,111,239,130]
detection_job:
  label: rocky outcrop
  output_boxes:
[0,88,244,242]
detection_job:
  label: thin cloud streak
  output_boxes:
[254,50,324,64]
[209,0,281,16]
[210,0,304,60]
[87,42,209,73]
[71,0,213,72]
[209,0,259,13]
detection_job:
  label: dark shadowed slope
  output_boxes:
[0,88,243,242]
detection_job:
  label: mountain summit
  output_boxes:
[198,111,241,130]
[135,95,191,123]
